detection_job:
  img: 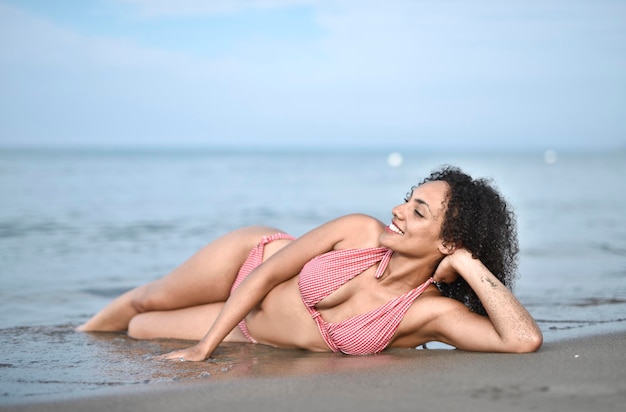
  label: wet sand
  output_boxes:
[3,331,624,412]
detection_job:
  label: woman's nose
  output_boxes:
[392,204,404,219]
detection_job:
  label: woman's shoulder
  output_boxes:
[336,213,384,226]
[332,214,386,249]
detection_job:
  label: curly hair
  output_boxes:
[417,166,519,316]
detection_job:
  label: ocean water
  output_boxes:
[1,148,625,403]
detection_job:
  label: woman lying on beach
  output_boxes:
[78,166,543,360]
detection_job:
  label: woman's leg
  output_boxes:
[127,302,248,342]
[77,226,288,332]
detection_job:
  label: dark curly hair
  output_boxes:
[417,166,519,316]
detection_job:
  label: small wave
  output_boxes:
[98,221,180,241]
[596,243,626,256]
[536,317,626,331]
[536,318,626,325]
[523,296,626,309]
[80,287,133,298]
[0,220,77,238]
[570,297,626,307]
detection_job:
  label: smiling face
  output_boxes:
[380,180,450,258]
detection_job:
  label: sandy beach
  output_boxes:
[3,331,624,412]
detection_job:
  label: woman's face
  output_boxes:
[380,180,449,257]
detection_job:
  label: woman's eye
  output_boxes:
[414,209,424,217]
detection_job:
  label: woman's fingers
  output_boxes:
[433,255,458,283]
[154,345,210,362]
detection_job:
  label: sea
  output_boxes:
[1,147,624,404]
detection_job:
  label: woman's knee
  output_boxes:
[129,283,163,314]
[128,313,154,339]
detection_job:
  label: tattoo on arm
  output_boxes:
[482,276,498,289]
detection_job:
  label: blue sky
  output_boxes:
[0,0,624,151]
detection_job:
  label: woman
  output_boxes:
[77,166,543,360]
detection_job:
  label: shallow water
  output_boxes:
[1,148,625,403]
[0,325,439,404]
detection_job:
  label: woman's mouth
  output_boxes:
[388,223,404,235]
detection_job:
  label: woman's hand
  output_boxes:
[157,343,210,362]
[433,248,473,284]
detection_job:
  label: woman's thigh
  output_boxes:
[135,226,289,312]
[128,302,248,342]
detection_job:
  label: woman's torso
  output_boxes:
[244,225,440,352]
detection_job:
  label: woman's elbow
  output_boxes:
[510,330,543,353]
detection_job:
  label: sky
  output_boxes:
[0,0,625,151]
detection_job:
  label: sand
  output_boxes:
[2,331,625,412]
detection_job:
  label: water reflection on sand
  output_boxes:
[0,325,448,402]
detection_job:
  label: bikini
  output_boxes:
[299,247,434,355]
[231,234,434,355]
[230,233,297,344]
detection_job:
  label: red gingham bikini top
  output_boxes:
[298,247,434,355]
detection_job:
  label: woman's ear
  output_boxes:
[438,241,456,255]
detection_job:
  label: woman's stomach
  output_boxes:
[245,277,330,351]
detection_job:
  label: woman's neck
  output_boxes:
[380,252,442,289]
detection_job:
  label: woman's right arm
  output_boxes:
[160,214,382,361]
[428,249,543,353]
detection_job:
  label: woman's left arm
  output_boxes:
[430,249,543,353]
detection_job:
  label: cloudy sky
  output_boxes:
[1,0,624,151]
